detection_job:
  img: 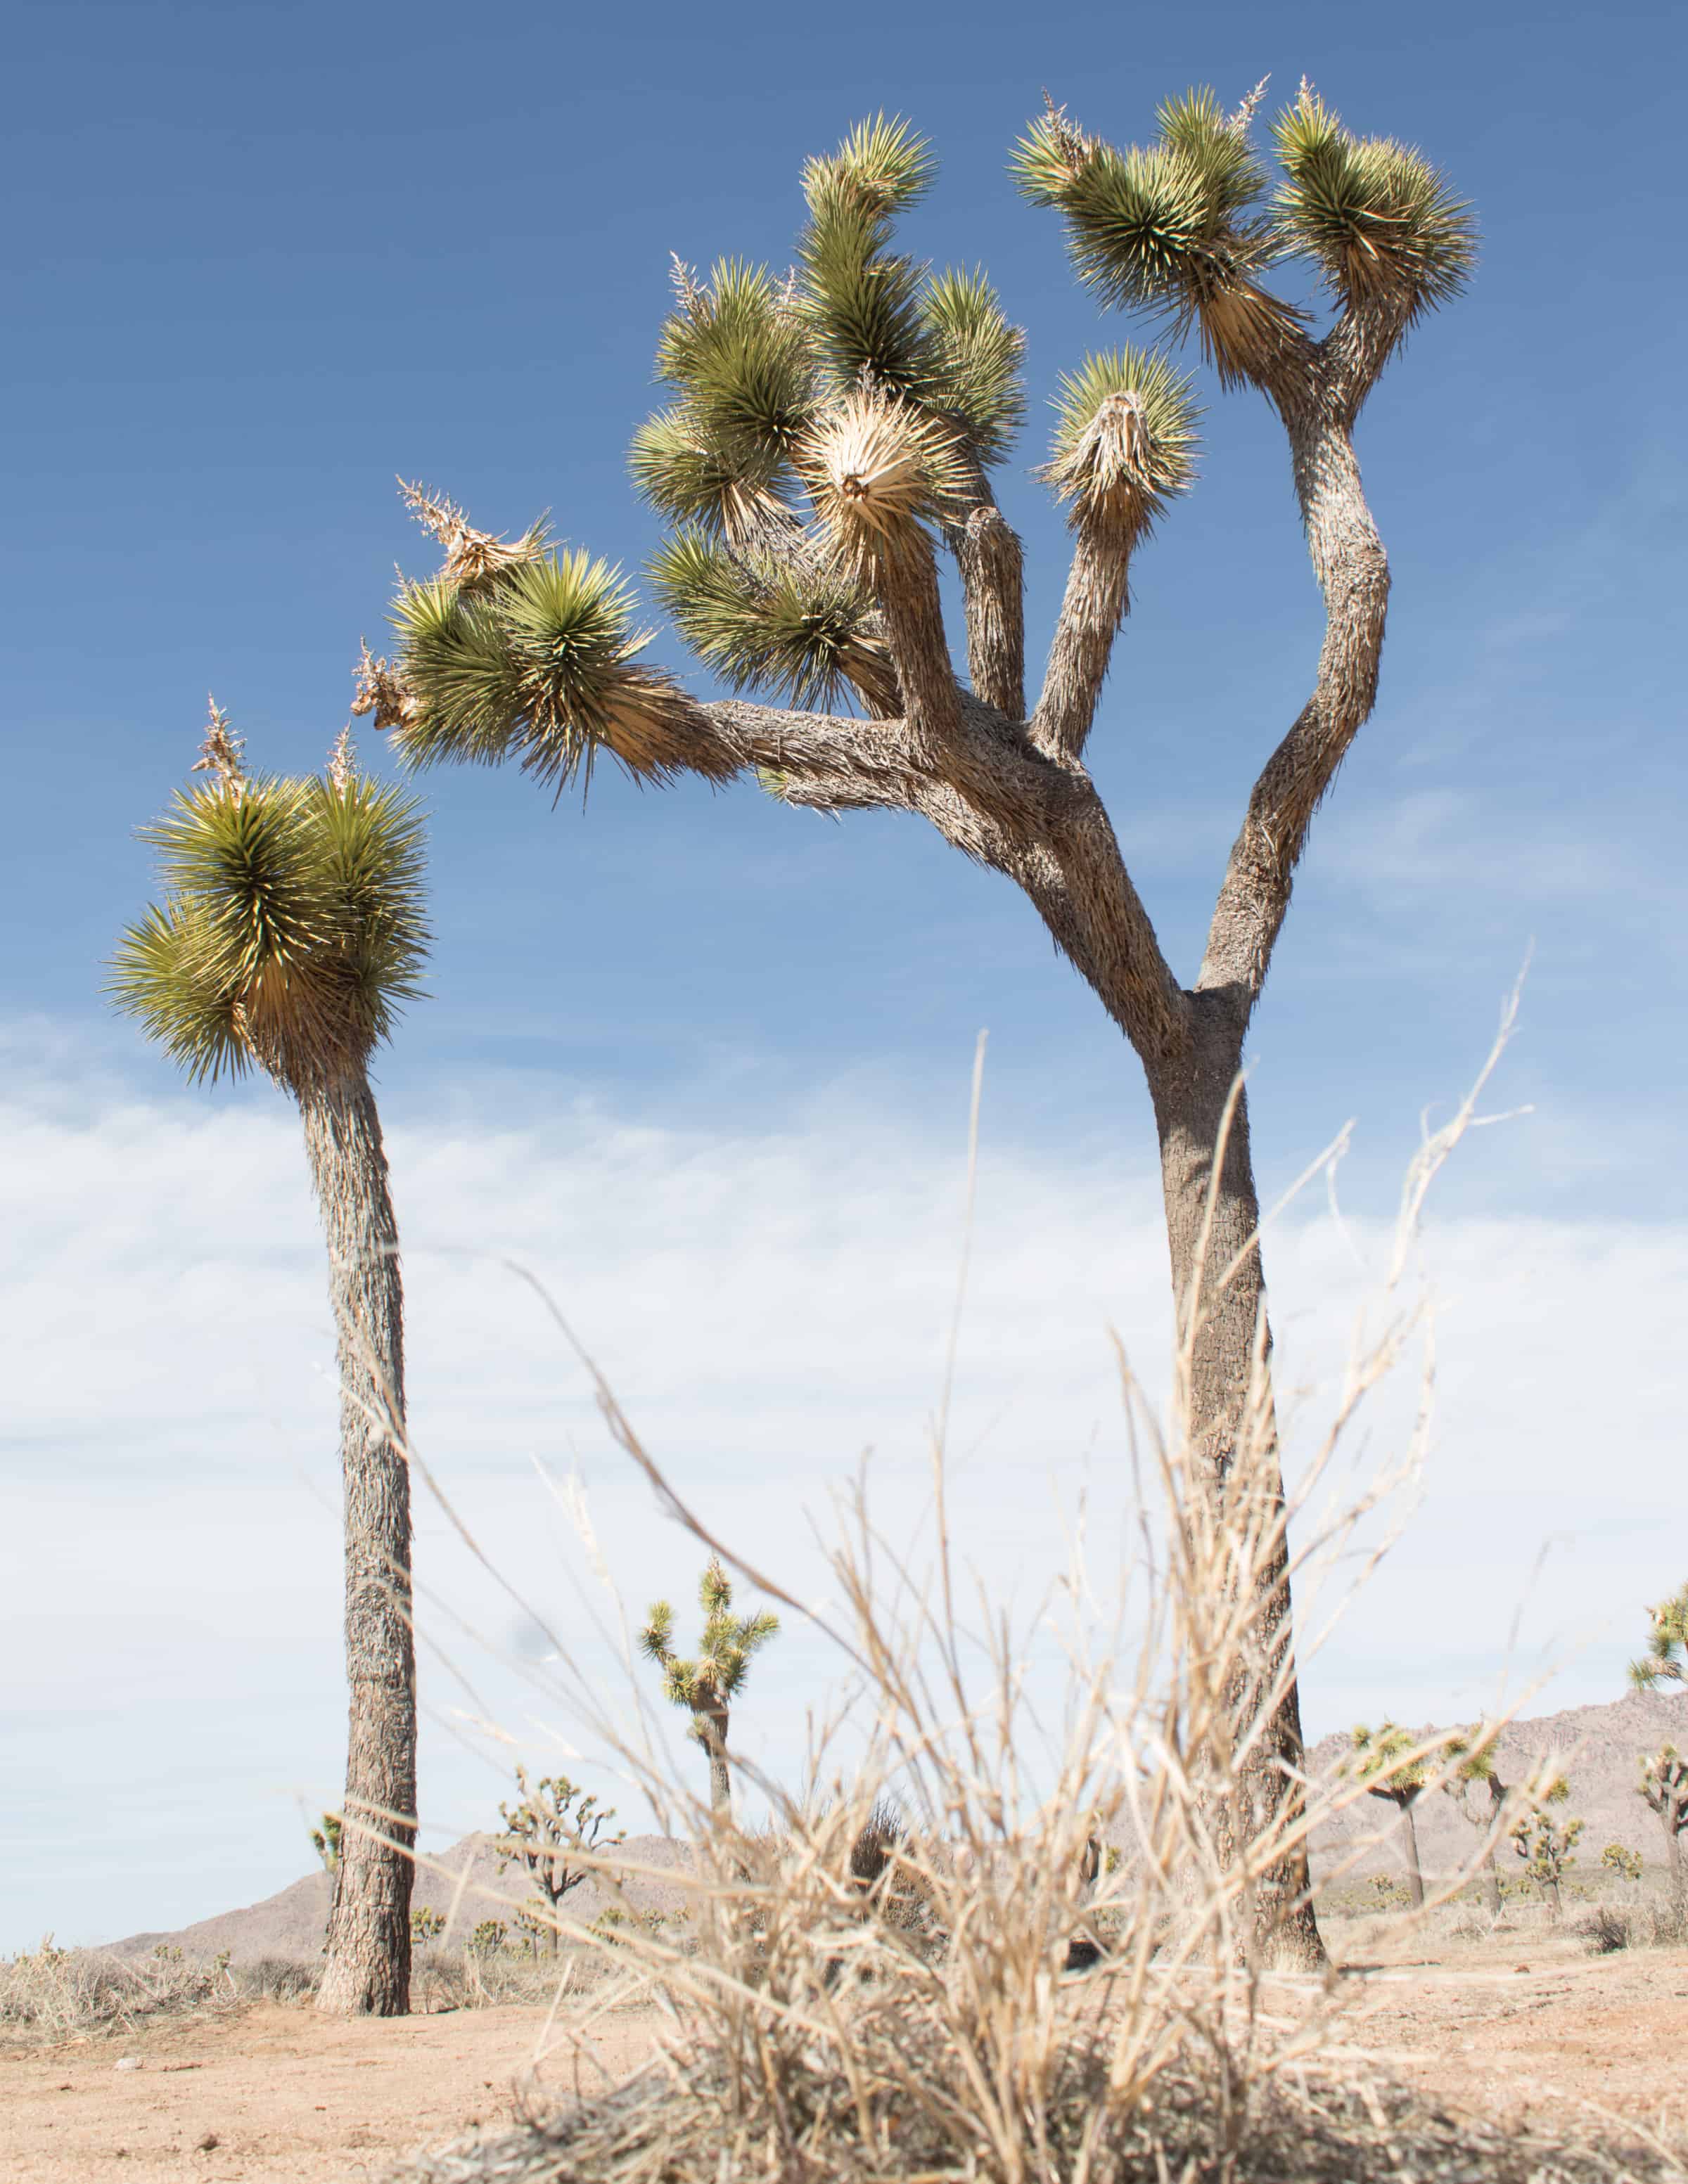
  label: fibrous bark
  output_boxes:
[305,1069,416,2017]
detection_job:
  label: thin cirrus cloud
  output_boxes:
[5,1029,1684,1949]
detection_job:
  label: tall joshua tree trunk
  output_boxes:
[306,1070,417,2017]
[699,1701,732,1814]
[1148,996,1321,1968]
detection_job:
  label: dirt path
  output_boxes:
[1319,1927,1688,2150]
[6,1936,1686,2181]
[2,1996,662,2184]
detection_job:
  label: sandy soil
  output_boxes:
[6,1932,1686,2183]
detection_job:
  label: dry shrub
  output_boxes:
[0,1938,234,2041]
[381,1009,1676,2183]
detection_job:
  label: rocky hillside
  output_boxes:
[1307,1688,1685,1886]
[110,1690,1687,1960]
[110,1830,693,1965]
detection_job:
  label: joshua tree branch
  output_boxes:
[941,473,1026,718]
[1197,364,1390,1015]
[1030,519,1137,761]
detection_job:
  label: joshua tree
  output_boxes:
[1630,1583,1688,1692]
[356,87,1475,1969]
[309,1812,343,1874]
[1637,1745,1688,1904]
[639,1558,779,1811]
[1600,1842,1643,1887]
[109,709,430,2016]
[1508,1774,1581,1920]
[1348,1722,1452,1910]
[1443,1727,1508,1917]
[495,1769,625,1956]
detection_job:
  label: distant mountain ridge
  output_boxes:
[109,1690,1687,1961]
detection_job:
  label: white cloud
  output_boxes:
[6,1032,1685,1950]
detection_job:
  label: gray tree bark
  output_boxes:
[698,1701,732,1814]
[1146,994,1322,1970]
[1400,1796,1426,1911]
[303,1069,416,2017]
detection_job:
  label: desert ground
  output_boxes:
[6,1922,1685,2184]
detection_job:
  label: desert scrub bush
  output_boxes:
[1576,1904,1632,1955]
[238,1955,320,2003]
[0,1938,234,2040]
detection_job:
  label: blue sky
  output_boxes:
[4,0,1686,1948]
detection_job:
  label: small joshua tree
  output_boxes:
[1509,1776,1582,1920]
[1630,1583,1688,1692]
[1443,1726,1508,1917]
[1600,1842,1643,1887]
[494,1769,625,1957]
[409,1905,446,1943]
[1637,1745,1688,1905]
[1349,1721,1464,1910]
[639,1558,778,1812]
[468,1919,508,1955]
[310,1813,343,1874]
[358,88,1478,1970]
[110,709,430,2017]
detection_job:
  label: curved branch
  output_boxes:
[941,474,1025,718]
[1198,373,1390,1013]
[1030,518,1137,760]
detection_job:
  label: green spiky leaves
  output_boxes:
[796,385,968,581]
[919,267,1025,468]
[390,546,707,790]
[631,260,816,543]
[1041,347,1200,533]
[108,734,429,1092]
[629,116,1026,591]
[1015,83,1474,384]
[639,1557,779,1712]
[1272,87,1476,321]
[649,529,897,714]
[1014,90,1296,387]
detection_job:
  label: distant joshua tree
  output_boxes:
[1599,1842,1643,1887]
[110,709,430,2017]
[1637,1745,1688,1904]
[352,84,1478,1971]
[310,1813,343,1874]
[639,1558,778,1811]
[1509,1776,1582,1920]
[1443,1726,1507,1917]
[495,1770,625,1956]
[1349,1722,1446,1910]
[1630,1583,1688,1692]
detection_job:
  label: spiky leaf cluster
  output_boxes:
[1348,1720,1468,1806]
[1638,1745,1688,1829]
[1629,1581,1688,1690]
[623,118,1024,712]
[649,529,897,713]
[1272,88,1477,323]
[108,735,429,1093]
[1040,346,1200,534]
[388,546,704,790]
[630,260,816,544]
[1014,83,1472,384]
[638,1556,779,1716]
[1014,89,1297,385]
[797,385,970,579]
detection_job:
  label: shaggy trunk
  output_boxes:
[1400,1796,1426,1911]
[305,1067,416,2017]
[1481,1776,1505,1916]
[1666,1815,1684,1904]
[1147,992,1324,1972]
[699,1702,732,1814]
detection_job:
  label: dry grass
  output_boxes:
[0,1938,237,2042]
[338,1006,1684,2180]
